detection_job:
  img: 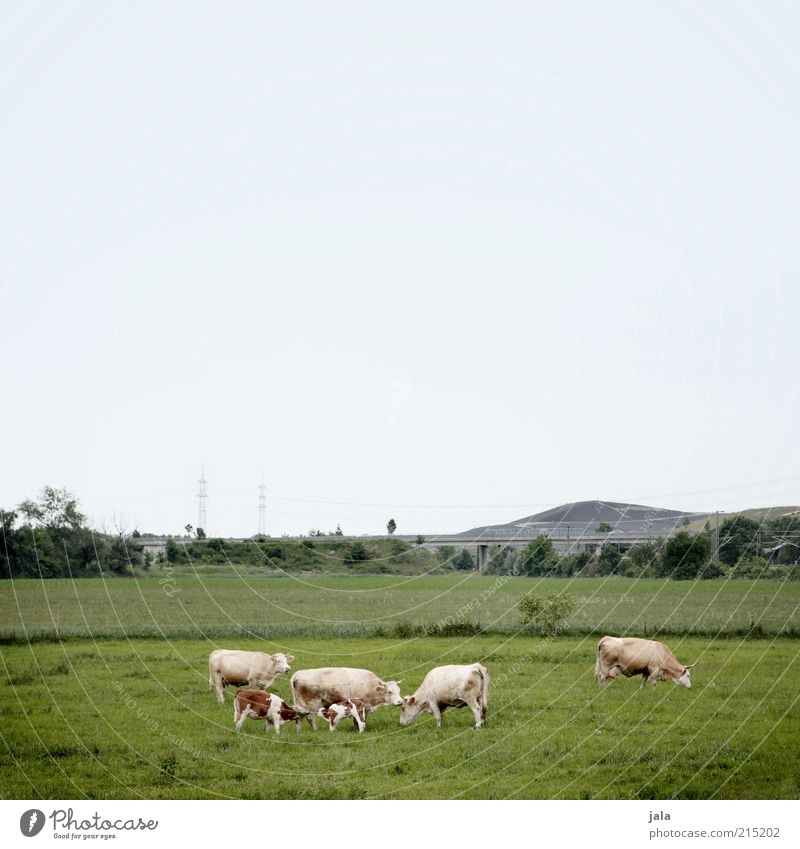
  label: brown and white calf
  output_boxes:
[233,689,307,734]
[317,698,367,733]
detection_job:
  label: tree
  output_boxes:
[521,536,558,576]
[196,527,206,539]
[415,534,425,545]
[387,518,397,535]
[625,541,659,576]
[657,531,710,579]
[453,549,475,571]
[164,537,179,563]
[334,524,343,536]
[17,486,85,529]
[596,522,613,533]
[718,516,760,566]
[518,592,576,635]
[597,544,625,575]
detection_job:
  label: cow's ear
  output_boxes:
[286,655,295,663]
[408,696,416,705]
[376,683,386,693]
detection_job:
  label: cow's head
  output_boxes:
[399,695,424,727]
[673,663,695,689]
[273,653,294,674]
[379,680,404,706]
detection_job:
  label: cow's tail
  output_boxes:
[475,663,489,724]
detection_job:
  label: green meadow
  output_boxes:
[1,575,799,640]
[1,576,799,799]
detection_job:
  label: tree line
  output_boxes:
[2,486,799,579]
[484,514,800,579]
[0,486,141,579]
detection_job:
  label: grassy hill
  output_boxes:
[685,506,800,533]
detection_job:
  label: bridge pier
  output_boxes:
[476,544,488,573]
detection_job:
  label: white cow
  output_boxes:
[595,636,695,689]
[208,649,293,703]
[291,667,403,731]
[400,663,489,729]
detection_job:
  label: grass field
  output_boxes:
[1,636,798,800]
[2,575,799,640]
[1,576,799,800]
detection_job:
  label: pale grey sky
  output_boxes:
[2,1,799,537]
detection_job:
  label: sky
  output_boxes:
[1,0,799,537]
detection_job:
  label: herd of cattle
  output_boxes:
[208,636,695,734]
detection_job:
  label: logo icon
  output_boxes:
[19,809,46,837]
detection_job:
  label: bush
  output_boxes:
[730,556,770,579]
[556,551,591,576]
[521,536,558,576]
[657,531,710,579]
[164,538,179,563]
[518,592,576,636]
[346,542,369,564]
[700,559,725,579]
[597,544,625,575]
[453,549,475,571]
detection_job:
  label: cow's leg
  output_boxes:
[214,672,225,704]
[430,703,443,728]
[235,707,251,732]
[353,715,365,733]
[469,698,484,729]
[639,674,649,690]
[234,701,241,730]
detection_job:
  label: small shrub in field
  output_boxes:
[393,621,418,639]
[158,749,178,782]
[518,592,576,636]
[424,621,482,637]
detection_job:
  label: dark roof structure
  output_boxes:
[458,500,707,538]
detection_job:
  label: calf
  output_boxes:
[233,689,306,734]
[317,698,367,733]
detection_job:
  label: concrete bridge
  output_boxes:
[133,528,663,572]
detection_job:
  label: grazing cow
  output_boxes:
[233,689,307,734]
[291,667,403,731]
[317,698,367,733]
[595,636,695,690]
[208,650,294,703]
[400,663,489,729]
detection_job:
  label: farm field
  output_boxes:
[1,577,799,799]
[1,635,798,800]
[2,575,799,640]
